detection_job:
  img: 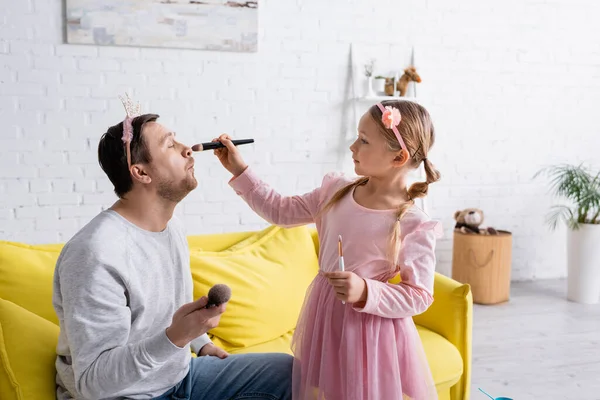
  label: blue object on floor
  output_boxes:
[478,387,513,400]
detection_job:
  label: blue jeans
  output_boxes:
[153,353,293,400]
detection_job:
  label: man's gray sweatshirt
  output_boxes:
[53,210,211,399]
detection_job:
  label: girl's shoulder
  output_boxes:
[403,206,444,239]
[318,171,356,196]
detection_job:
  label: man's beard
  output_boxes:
[156,173,198,203]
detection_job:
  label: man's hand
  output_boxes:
[198,343,229,359]
[323,271,368,305]
[166,296,227,348]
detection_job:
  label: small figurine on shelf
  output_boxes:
[396,66,422,97]
[384,77,395,96]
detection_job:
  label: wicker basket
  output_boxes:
[451,230,512,304]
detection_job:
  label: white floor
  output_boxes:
[471,279,600,400]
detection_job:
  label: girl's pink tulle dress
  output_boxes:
[230,169,443,400]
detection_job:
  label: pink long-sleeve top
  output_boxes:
[229,167,443,319]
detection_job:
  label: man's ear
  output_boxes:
[392,148,410,168]
[130,164,152,184]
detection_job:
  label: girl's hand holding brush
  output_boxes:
[212,134,248,177]
[326,235,368,305]
[324,270,368,305]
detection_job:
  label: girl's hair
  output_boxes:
[320,100,441,268]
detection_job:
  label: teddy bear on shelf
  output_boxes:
[454,208,498,235]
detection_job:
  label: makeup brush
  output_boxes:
[205,284,232,308]
[192,139,254,152]
[338,235,345,304]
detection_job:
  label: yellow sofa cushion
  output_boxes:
[0,298,59,400]
[212,330,295,356]
[189,225,319,351]
[417,326,464,391]
[0,241,62,325]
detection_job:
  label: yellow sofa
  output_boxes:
[0,225,472,400]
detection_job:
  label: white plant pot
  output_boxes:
[567,223,600,304]
[373,78,385,94]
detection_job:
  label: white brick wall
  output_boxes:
[1,0,600,280]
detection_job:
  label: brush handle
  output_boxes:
[339,257,345,304]
[192,139,254,151]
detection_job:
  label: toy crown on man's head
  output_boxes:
[118,93,142,169]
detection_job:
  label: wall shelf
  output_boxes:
[355,96,419,103]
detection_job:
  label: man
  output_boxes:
[52,110,293,399]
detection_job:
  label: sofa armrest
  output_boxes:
[413,272,472,400]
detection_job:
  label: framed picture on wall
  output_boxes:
[65,0,258,52]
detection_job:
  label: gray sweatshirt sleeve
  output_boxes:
[190,334,212,354]
[56,247,187,399]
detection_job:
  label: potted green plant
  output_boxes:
[535,164,600,303]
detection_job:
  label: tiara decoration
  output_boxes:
[118,93,142,169]
[376,103,409,158]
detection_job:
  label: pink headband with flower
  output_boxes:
[376,103,408,157]
[118,94,141,169]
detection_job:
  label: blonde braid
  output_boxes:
[390,158,441,269]
[316,177,369,218]
[390,200,415,267]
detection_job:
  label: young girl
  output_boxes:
[214,100,443,400]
